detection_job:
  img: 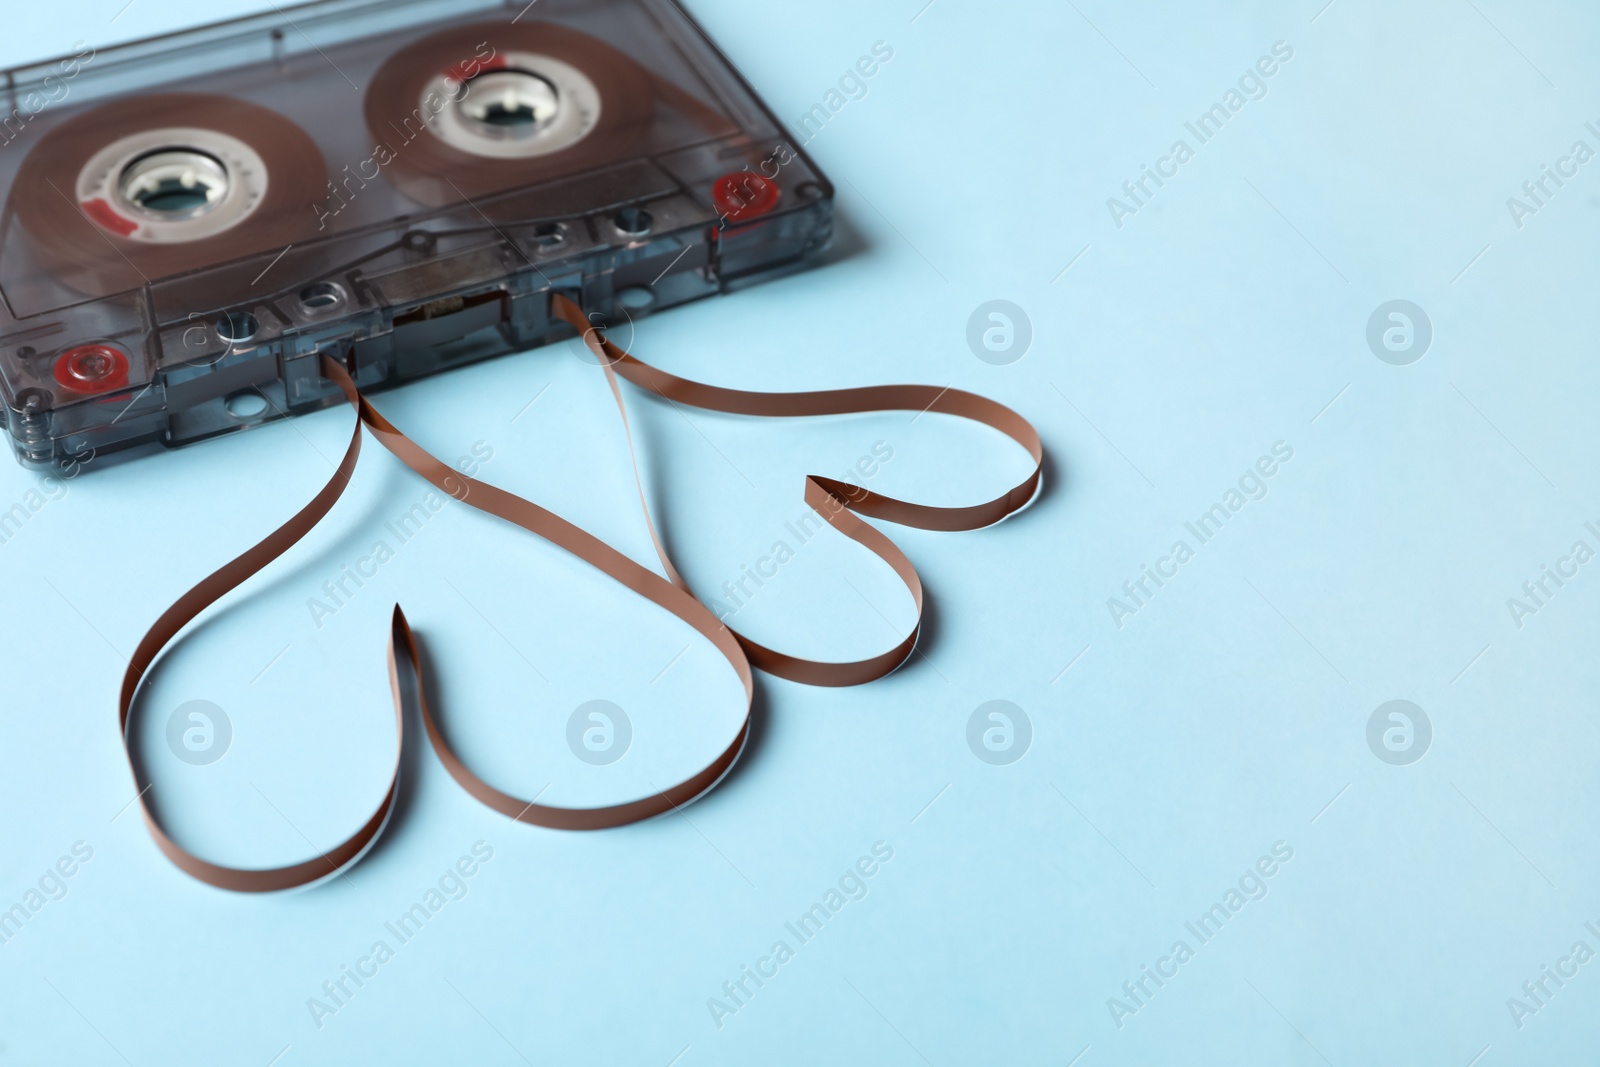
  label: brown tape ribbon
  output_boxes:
[118,293,1043,891]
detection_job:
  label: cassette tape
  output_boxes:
[0,0,834,468]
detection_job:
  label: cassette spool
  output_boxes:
[13,93,329,299]
[0,0,835,468]
[362,21,660,207]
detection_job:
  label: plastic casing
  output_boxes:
[0,0,833,468]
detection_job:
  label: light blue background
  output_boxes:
[1,1,1597,1064]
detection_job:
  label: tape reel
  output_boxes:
[11,93,328,298]
[362,21,656,207]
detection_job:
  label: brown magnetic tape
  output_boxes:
[117,293,1043,891]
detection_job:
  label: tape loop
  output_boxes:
[118,299,1043,891]
[549,293,1044,685]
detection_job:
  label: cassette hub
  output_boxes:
[460,69,559,132]
[79,127,270,242]
[118,148,231,220]
[426,52,602,159]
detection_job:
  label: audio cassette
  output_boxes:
[0,0,834,468]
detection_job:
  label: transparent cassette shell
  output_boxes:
[0,0,834,468]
